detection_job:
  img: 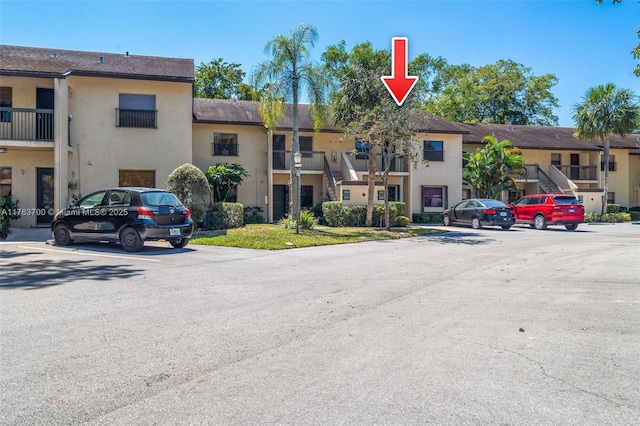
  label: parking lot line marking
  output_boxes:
[18,245,161,262]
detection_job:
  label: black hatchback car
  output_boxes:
[443,198,515,230]
[52,187,193,252]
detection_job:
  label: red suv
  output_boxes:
[509,194,585,231]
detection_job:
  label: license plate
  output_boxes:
[568,209,575,213]
[499,212,506,217]
[169,228,180,236]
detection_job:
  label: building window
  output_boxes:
[119,170,156,187]
[601,155,617,172]
[342,189,350,201]
[423,186,447,209]
[301,185,313,208]
[607,192,615,204]
[423,141,444,162]
[355,139,369,160]
[551,153,561,167]
[0,87,12,123]
[462,188,471,200]
[378,186,398,201]
[213,133,238,156]
[0,167,11,196]
[300,136,313,158]
[117,94,156,128]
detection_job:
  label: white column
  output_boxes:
[54,78,69,213]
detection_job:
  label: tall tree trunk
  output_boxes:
[383,174,391,231]
[291,79,300,231]
[366,149,376,227]
[601,138,610,216]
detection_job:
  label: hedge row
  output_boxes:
[412,212,443,224]
[585,212,632,223]
[322,201,406,227]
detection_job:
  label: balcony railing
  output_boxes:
[513,164,539,180]
[350,154,408,173]
[273,150,324,171]
[0,108,54,141]
[558,165,597,181]
[116,108,157,128]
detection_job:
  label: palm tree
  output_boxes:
[251,24,329,231]
[463,136,526,200]
[573,84,639,215]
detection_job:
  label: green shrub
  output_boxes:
[323,202,346,227]
[203,202,243,230]
[277,214,297,229]
[606,203,622,213]
[584,212,599,223]
[322,202,402,227]
[166,163,211,225]
[299,210,318,229]
[278,211,318,230]
[585,212,631,223]
[372,204,398,228]
[395,215,410,227]
[602,212,631,223]
[0,196,21,239]
[243,206,265,224]
[344,205,367,227]
[309,202,326,225]
[412,212,443,224]
[629,206,640,212]
[630,211,640,221]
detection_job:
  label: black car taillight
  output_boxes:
[185,208,191,220]
[137,207,154,221]
[483,209,497,215]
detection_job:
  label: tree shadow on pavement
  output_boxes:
[0,251,144,290]
[421,231,495,245]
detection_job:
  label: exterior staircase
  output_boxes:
[323,156,342,201]
[537,167,561,194]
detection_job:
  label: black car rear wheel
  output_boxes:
[501,225,511,230]
[169,238,189,249]
[53,223,73,246]
[121,227,144,252]
[471,217,482,229]
[565,223,578,231]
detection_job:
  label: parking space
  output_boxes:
[1,223,639,424]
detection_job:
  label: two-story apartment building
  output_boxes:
[460,123,640,212]
[2,45,639,228]
[0,45,194,227]
[192,99,466,222]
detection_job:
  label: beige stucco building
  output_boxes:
[2,45,639,228]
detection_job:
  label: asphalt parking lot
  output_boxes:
[1,223,639,425]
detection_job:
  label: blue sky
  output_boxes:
[1,0,638,127]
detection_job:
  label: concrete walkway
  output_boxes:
[0,227,51,243]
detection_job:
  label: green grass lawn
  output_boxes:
[190,224,445,250]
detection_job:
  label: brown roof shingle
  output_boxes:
[457,122,640,151]
[0,45,194,82]
[192,98,468,134]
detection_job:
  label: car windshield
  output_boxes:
[141,192,183,207]
[554,197,580,205]
[480,200,506,207]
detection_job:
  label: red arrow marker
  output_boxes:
[381,37,419,106]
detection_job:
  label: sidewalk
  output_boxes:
[0,227,52,243]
